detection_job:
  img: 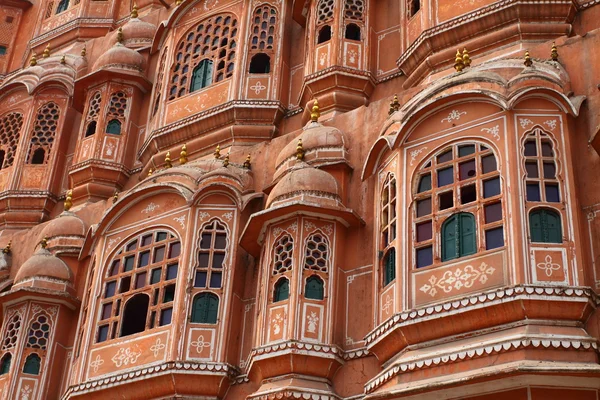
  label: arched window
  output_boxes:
[26,313,50,350]
[381,173,397,246]
[317,25,331,44]
[408,0,420,18]
[120,294,150,337]
[414,143,503,268]
[56,0,69,14]
[249,53,271,73]
[191,293,219,323]
[23,354,40,375]
[190,59,213,92]
[249,5,277,51]
[274,278,289,302]
[304,233,329,273]
[0,353,11,374]
[27,102,59,165]
[169,14,238,100]
[383,248,396,286]
[85,121,97,137]
[345,23,361,40]
[83,91,101,137]
[272,234,293,275]
[0,112,23,169]
[97,231,181,343]
[441,212,476,261]
[106,119,121,135]
[523,128,560,203]
[194,219,228,290]
[305,275,324,300]
[530,209,562,243]
[2,313,21,350]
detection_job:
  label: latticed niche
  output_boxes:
[27,102,60,165]
[248,5,277,74]
[380,174,396,286]
[413,143,504,269]
[272,234,293,302]
[1,313,21,351]
[26,313,51,350]
[344,0,363,40]
[303,232,329,300]
[105,91,128,135]
[169,14,239,100]
[0,112,23,169]
[84,92,102,137]
[316,0,334,44]
[96,231,181,343]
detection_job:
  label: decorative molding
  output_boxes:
[441,110,466,123]
[481,125,500,141]
[519,118,534,129]
[419,262,496,297]
[173,215,186,229]
[544,119,558,131]
[410,147,427,166]
[536,255,561,277]
[141,203,159,214]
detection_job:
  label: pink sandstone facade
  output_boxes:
[0,0,599,398]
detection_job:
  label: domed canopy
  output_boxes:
[266,163,341,208]
[40,211,86,240]
[93,43,145,72]
[121,17,157,46]
[15,247,72,284]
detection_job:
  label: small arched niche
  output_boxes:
[345,23,361,40]
[249,53,271,74]
[120,293,149,337]
[318,25,332,44]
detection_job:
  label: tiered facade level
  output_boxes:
[0,0,599,398]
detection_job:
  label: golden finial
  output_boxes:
[310,99,320,122]
[40,237,48,249]
[223,152,229,167]
[551,42,558,61]
[29,53,37,67]
[60,55,66,65]
[113,191,119,202]
[180,144,188,164]
[454,49,464,72]
[175,0,182,5]
[462,48,471,68]
[524,50,533,67]
[243,154,251,169]
[131,3,138,18]
[388,94,400,115]
[147,168,153,177]
[214,144,221,159]
[296,139,304,160]
[2,241,11,254]
[117,27,124,44]
[81,45,87,57]
[42,44,51,58]
[165,151,172,168]
[64,189,73,211]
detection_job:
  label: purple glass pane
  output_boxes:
[526,183,541,201]
[437,166,454,187]
[481,155,497,174]
[154,246,165,263]
[543,162,556,179]
[101,303,112,320]
[169,242,181,259]
[485,227,504,250]
[416,246,433,268]
[524,141,537,156]
[484,202,502,223]
[525,162,539,178]
[416,221,432,242]
[437,149,452,163]
[483,177,500,198]
[167,264,178,280]
[459,159,476,180]
[194,271,207,288]
[545,183,560,202]
[135,272,147,289]
[159,308,172,326]
[210,272,222,288]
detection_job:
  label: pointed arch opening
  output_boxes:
[106,119,121,135]
[0,353,11,375]
[249,53,271,74]
[304,275,324,300]
[120,293,149,337]
[30,148,46,164]
[345,23,361,40]
[318,25,332,44]
[23,353,40,375]
[85,121,97,137]
[273,277,290,302]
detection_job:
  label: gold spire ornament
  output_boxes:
[388,94,400,115]
[180,144,188,164]
[223,152,230,167]
[296,139,304,160]
[60,55,66,65]
[29,53,37,66]
[131,3,139,18]
[310,99,320,122]
[524,50,533,67]
[117,27,124,44]
[462,48,471,68]
[64,189,73,211]
[81,46,87,57]
[3,241,11,254]
[165,151,172,168]
[42,44,51,58]
[147,168,153,177]
[113,192,119,202]
[175,0,182,5]
[243,154,251,169]
[551,42,558,61]
[40,237,48,249]
[214,144,221,159]
[454,49,464,72]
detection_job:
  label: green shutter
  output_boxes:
[442,215,457,261]
[191,293,219,324]
[23,354,40,375]
[206,295,219,323]
[0,353,11,375]
[305,276,324,300]
[530,211,543,242]
[106,119,121,135]
[545,211,562,243]
[191,60,214,92]
[459,213,476,256]
[274,279,289,302]
[384,248,396,285]
[530,209,562,244]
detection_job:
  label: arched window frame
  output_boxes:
[408,0,420,18]
[190,292,220,324]
[317,25,332,44]
[23,353,41,375]
[96,230,182,343]
[247,4,278,75]
[1,311,22,351]
[302,230,330,299]
[104,91,128,136]
[192,218,230,292]
[343,0,364,43]
[304,275,325,300]
[0,112,24,169]
[27,102,60,165]
[529,208,563,244]
[151,47,169,119]
[249,53,271,74]
[522,127,562,204]
[190,59,214,92]
[0,352,11,375]
[380,173,397,284]
[273,277,290,302]
[83,91,102,138]
[270,232,294,303]
[55,0,69,14]
[441,212,477,261]
[413,142,504,269]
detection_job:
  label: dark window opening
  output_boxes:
[30,148,45,164]
[304,275,324,300]
[410,0,420,17]
[345,23,361,41]
[85,121,97,137]
[191,292,219,323]
[120,294,149,337]
[190,59,213,92]
[106,119,121,135]
[317,25,331,44]
[0,150,5,170]
[0,353,11,375]
[383,248,396,286]
[23,354,40,375]
[273,278,289,302]
[0,46,6,56]
[56,0,69,13]
[249,53,271,73]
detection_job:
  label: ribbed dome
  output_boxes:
[276,122,345,168]
[266,164,340,208]
[15,247,72,283]
[93,43,145,72]
[40,211,86,240]
[121,17,156,45]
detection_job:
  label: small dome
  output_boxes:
[121,17,156,46]
[15,247,72,283]
[275,122,346,168]
[93,43,145,72]
[40,211,86,240]
[266,164,340,208]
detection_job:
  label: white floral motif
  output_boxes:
[272,313,284,335]
[272,227,283,238]
[306,312,319,333]
[104,142,115,157]
[519,118,534,129]
[222,212,233,222]
[190,335,211,355]
[287,222,298,232]
[323,224,333,236]
[20,385,32,400]
[537,255,561,277]
[410,147,427,166]
[382,294,393,315]
[419,262,496,297]
[544,120,557,131]
[111,346,142,367]
[107,236,121,250]
[441,110,467,123]
[319,53,327,66]
[89,354,104,373]
[150,337,166,358]
[481,125,500,141]
[203,0,218,10]
[304,221,317,231]
[198,212,210,221]
[173,215,186,229]
[250,81,266,95]
[347,50,357,64]
[141,202,159,214]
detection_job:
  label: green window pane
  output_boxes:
[530,209,562,244]
[23,354,40,375]
[442,212,476,261]
[191,293,219,324]
[459,213,476,256]
[190,59,214,92]
[0,353,11,374]
[442,215,457,261]
[305,276,324,300]
[273,278,289,302]
[383,248,396,285]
